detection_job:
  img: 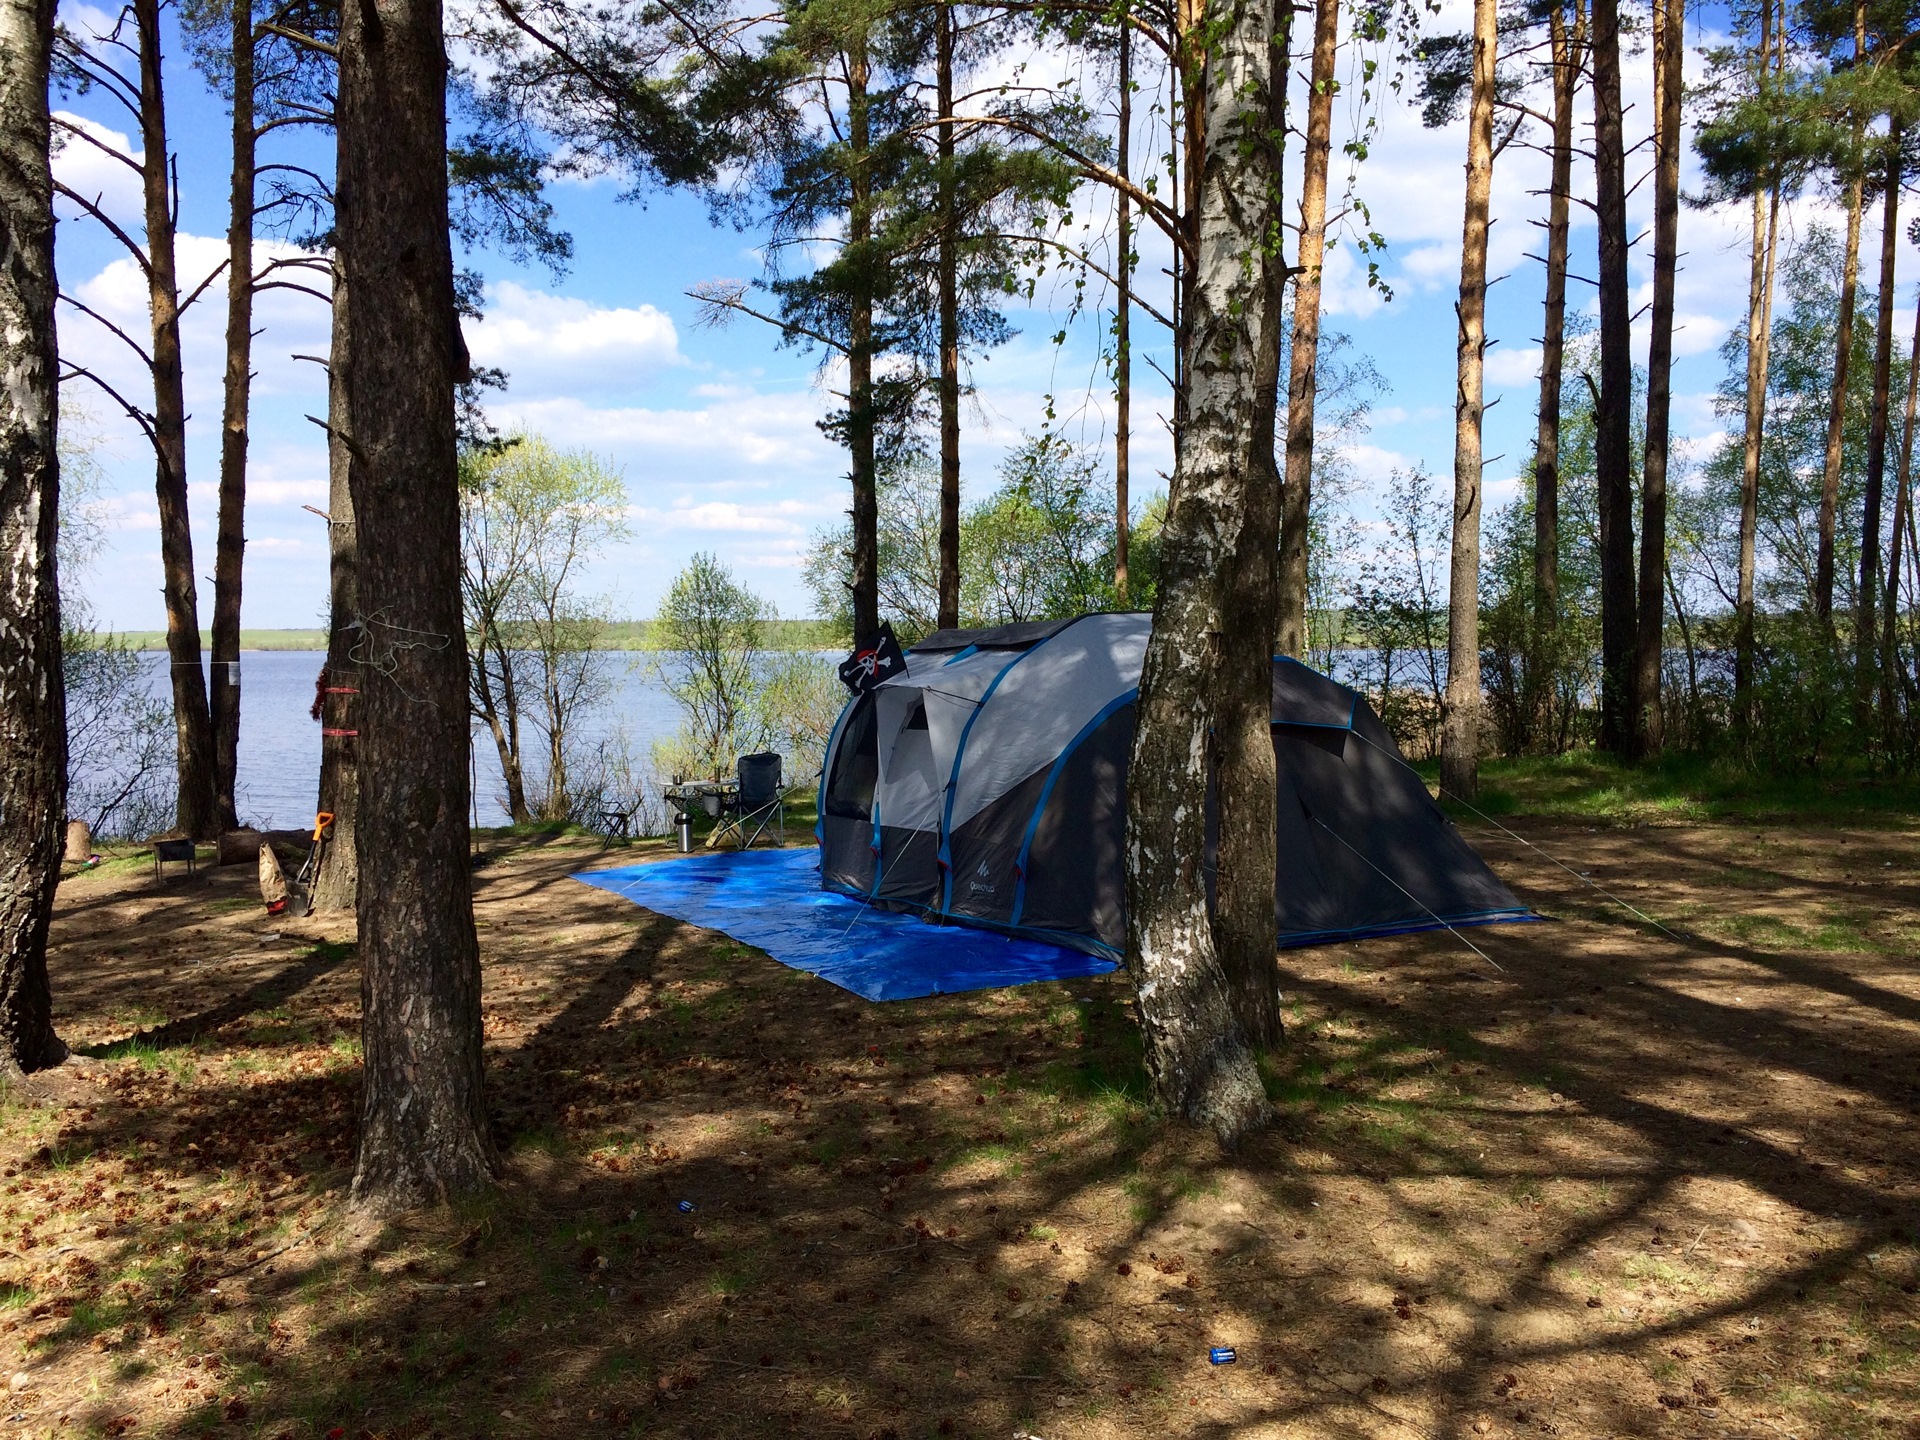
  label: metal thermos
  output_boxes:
[676,811,693,852]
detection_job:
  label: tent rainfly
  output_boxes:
[816,613,1531,959]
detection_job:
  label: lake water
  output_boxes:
[129,649,687,831]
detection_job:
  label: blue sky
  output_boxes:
[52,0,1914,631]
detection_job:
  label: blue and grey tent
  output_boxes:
[816,612,1530,960]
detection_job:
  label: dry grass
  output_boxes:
[1,816,1916,1439]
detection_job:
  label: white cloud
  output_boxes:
[1485,344,1544,388]
[465,281,682,398]
[629,499,825,535]
[50,111,143,220]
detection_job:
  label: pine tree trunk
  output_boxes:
[847,39,879,651]
[1817,167,1863,623]
[1635,0,1683,757]
[1276,0,1338,658]
[0,0,69,1075]
[1114,17,1131,607]
[338,0,496,1212]
[137,0,215,838]
[1126,0,1277,1143]
[936,3,960,631]
[1590,0,1637,759]
[211,0,255,834]
[1856,126,1901,731]
[311,266,359,916]
[1440,0,1498,804]
[1819,0,1868,624]
[1529,0,1580,732]
[1215,0,1290,1052]
[1880,284,1920,748]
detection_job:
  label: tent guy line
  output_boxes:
[1307,812,1507,974]
[1341,723,1685,943]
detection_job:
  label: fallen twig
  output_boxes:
[214,1214,339,1279]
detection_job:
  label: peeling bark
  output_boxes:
[1125,0,1277,1145]
[0,0,68,1074]
[1214,0,1290,1053]
[1817,152,1863,623]
[1440,0,1497,803]
[339,0,496,1211]
[1276,0,1337,659]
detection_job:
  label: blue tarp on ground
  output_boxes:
[572,848,1118,1002]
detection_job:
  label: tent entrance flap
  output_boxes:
[574,851,1118,1002]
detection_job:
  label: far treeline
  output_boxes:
[96,621,850,653]
[5,0,1920,1210]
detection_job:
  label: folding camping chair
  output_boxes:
[709,752,787,850]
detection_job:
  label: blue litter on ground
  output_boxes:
[572,848,1117,1002]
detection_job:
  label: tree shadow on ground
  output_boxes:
[8,828,1918,1440]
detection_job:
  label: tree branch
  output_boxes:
[60,363,159,451]
[52,182,153,275]
[58,291,154,368]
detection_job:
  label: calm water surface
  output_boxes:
[131,650,684,830]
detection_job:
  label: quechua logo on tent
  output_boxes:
[838,622,906,695]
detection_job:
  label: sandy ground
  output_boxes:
[0,814,1915,1439]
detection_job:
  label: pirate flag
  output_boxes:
[838,622,907,694]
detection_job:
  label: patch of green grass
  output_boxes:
[0,1281,32,1308]
[1443,750,1920,825]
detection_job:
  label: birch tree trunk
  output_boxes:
[1634,0,1683,756]
[847,38,880,651]
[338,0,496,1211]
[310,267,359,915]
[211,0,255,834]
[1529,0,1581,720]
[1215,0,1291,1051]
[1817,159,1863,623]
[1276,0,1338,657]
[0,0,69,1074]
[1735,175,1782,734]
[1125,0,1278,1143]
[137,0,216,838]
[1439,0,1497,803]
[936,2,961,631]
[1856,127,1901,731]
[1590,0,1637,759]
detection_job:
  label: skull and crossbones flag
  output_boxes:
[837,622,906,694]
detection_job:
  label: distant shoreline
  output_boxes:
[96,619,850,653]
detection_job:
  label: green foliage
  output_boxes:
[803,438,1159,640]
[653,554,841,784]
[1344,466,1450,757]
[460,436,632,822]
